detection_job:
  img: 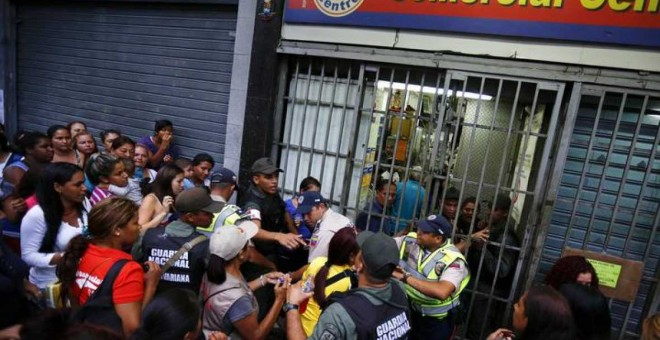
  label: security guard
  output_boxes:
[394,214,470,340]
[197,168,276,271]
[197,168,245,237]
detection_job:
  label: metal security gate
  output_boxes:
[535,84,660,339]
[16,2,237,161]
[273,56,566,339]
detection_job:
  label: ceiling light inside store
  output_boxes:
[377,81,493,100]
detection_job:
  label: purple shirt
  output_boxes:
[90,187,113,206]
[137,136,177,170]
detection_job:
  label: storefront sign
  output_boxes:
[285,0,660,47]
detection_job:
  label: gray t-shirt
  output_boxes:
[202,274,258,339]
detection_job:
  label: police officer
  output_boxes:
[295,190,354,263]
[240,157,305,268]
[197,168,243,237]
[394,214,470,340]
[286,231,411,339]
[133,187,222,294]
[199,167,277,271]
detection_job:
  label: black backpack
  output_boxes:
[71,259,129,334]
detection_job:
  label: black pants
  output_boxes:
[411,311,455,340]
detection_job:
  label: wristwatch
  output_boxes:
[401,271,412,284]
[283,303,299,313]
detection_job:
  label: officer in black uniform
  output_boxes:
[133,187,222,294]
[240,157,306,270]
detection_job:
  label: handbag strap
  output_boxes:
[324,269,357,288]
[200,285,241,322]
[86,259,129,303]
[161,235,207,273]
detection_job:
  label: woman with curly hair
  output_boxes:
[57,197,161,336]
[544,255,599,289]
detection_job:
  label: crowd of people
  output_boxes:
[0,119,657,340]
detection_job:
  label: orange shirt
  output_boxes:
[72,243,144,305]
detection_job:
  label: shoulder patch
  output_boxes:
[435,261,447,276]
[319,324,340,340]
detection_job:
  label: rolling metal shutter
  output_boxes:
[16,2,236,162]
[537,84,660,338]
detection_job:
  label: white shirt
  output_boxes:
[308,208,354,263]
[21,205,87,288]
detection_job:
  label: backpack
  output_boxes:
[71,259,129,334]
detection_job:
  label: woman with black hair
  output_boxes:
[20,163,89,290]
[99,129,121,154]
[1,132,53,249]
[559,283,611,340]
[132,289,202,340]
[487,285,575,340]
[137,119,177,169]
[110,136,135,161]
[137,164,183,232]
[66,121,87,138]
[48,125,83,167]
[57,197,161,336]
[3,131,53,187]
[201,222,286,339]
[299,227,359,336]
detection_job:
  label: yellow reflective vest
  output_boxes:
[398,232,470,319]
[197,204,244,235]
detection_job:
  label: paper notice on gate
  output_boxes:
[586,259,621,289]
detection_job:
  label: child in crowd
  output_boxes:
[85,154,129,206]
[109,159,144,205]
[175,157,193,187]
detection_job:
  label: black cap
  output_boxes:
[175,187,224,214]
[250,157,283,175]
[357,231,399,280]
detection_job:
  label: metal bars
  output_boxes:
[271,55,658,339]
[537,85,660,339]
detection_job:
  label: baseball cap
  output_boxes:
[209,221,259,261]
[175,187,224,214]
[210,168,239,189]
[295,191,326,215]
[357,231,399,280]
[250,157,283,175]
[417,214,452,236]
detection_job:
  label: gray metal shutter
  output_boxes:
[537,85,660,338]
[16,2,236,163]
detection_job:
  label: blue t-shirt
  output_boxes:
[392,180,426,234]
